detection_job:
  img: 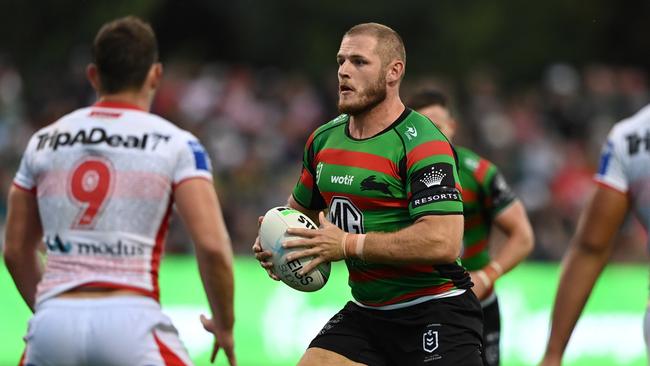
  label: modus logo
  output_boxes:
[44,234,145,257]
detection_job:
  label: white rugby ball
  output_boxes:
[259,206,331,292]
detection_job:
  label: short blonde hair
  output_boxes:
[344,23,406,68]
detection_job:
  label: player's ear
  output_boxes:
[147,62,163,91]
[86,64,101,92]
[386,59,404,86]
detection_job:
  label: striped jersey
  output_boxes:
[13,101,213,305]
[595,104,650,240]
[292,108,472,308]
[455,147,516,271]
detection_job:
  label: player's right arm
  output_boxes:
[3,185,43,313]
[175,178,236,365]
[540,186,627,365]
[541,131,629,366]
[253,129,324,280]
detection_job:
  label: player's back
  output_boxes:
[14,101,212,305]
[597,104,650,236]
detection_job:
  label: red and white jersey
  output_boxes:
[595,104,650,236]
[13,101,213,305]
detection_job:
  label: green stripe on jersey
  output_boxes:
[456,146,515,271]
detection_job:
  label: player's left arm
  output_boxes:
[3,185,43,312]
[477,200,534,287]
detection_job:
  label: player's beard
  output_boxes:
[338,75,387,116]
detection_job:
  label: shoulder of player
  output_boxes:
[393,109,451,151]
[455,145,499,178]
[307,114,349,146]
[610,105,650,138]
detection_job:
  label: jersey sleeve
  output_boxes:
[173,133,214,185]
[292,133,326,210]
[594,131,628,193]
[13,135,39,193]
[480,163,517,218]
[406,139,463,218]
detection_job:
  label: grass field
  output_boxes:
[0,257,646,365]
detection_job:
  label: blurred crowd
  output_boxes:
[0,59,647,261]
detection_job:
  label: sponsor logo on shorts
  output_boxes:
[423,329,439,353]
[423,324,443,363]
[318,313,344,336]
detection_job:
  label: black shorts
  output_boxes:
[481,296,501,366]
[309,291,484,366]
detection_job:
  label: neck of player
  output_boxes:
[97,89,154,112]
[348,95,405,139]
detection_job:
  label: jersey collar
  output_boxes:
[92,101,146,112]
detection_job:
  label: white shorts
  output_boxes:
[22,296,193,366]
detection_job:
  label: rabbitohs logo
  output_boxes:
[405,124,418,140]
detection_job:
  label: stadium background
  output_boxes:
[0,1,649,365]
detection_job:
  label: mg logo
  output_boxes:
[328,196,364,234]
[423,329,438,353]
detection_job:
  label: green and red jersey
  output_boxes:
[292,109,471,308]
[455,146,516,271]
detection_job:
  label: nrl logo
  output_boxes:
[423,329,438,353]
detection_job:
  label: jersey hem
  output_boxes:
[12,181,36,194]
[353,289,466,310]
[593,177,628,195]
[172,176,213,191]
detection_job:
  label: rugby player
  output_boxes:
[254,23,484,366]
[3,16,236,366]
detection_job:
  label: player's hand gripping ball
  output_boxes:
[259,207,331,292]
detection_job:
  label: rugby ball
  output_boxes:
[259,207,331,292]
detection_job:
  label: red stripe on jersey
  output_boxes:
[151,197,173,302]
[89,110,122,118]
[300,168,314,190]
[93,100,146,111]
[154,331,188,366]
[12,181,36,194]
[349,264,436,282]
[359,282,456,307]
[406,141,454,170]
[75,282,156,299]
[316,148,400,179]
[462,239,488,259]
[321,192,408,210]
[594,179,628,195]
[474,159,490,182]
[462,187,477,203]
